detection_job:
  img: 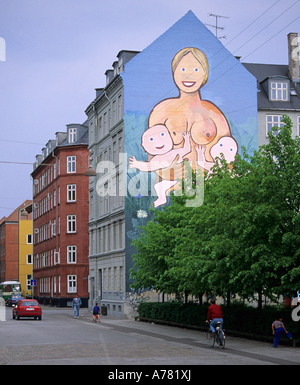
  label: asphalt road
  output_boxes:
[0,306,299,368]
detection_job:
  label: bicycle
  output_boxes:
[206,321,225,349]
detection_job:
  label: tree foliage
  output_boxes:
[130,115,300,306]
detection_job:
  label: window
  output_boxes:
[26,254,33,264]
[54,251,60,264]
[270,81,288,101]
[42,253,47,267]
[67,275,77,293]
[67,156,76,173]
[266,115,285,136]
[68,128,77,143]
[52,219,56,236]
[104,112,107,135]
[67,245,77,263]
[112,99,116,125]
[26,275,32,291]
[67,184,76,202]
[118,94,122,120]
[98,116,102,140]
[27,234,32,244]
[67,215,76,233]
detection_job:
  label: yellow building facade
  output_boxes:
[18,218,33,298]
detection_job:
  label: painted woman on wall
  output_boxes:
[129,47,236,207]
[148,47,234,184]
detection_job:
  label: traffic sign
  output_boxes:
[31,279,36,286]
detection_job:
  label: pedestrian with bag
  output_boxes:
[92,302,100,322]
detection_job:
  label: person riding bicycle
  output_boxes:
[206,299,223,334]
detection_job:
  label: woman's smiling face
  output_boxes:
[173,52,206,93]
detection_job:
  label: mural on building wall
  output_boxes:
[128,47,238,208]
[121,11,257,266]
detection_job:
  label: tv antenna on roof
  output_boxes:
[206,13,229,39]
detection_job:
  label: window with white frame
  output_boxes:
[67,215,76,233]
[43,253,47,267]
[26,254,33,264]
[270,81,289,101]
[67,156,76,173]
[68,128,77,143]
[67,275,77,293]
[67,184,76,202]
[52,219,56,236]
[67,245,77,263]
[27,234,32,244]
[54,250,59,265]
[266,115,285,136]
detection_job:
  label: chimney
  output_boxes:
[288,32,300,82]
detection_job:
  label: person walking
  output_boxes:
[272,316,293,347]
[93,302,100,322]
[72,294,82,319]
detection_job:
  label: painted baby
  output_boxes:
[128,124,191,207]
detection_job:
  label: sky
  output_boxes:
[0,0,299,219]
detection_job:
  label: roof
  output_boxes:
[243,62,300,111]
[58,125,89,148]
[0,199,32,224]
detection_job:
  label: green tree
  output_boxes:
[130,115,300,306]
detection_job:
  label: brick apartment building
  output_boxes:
[31,122,90,307]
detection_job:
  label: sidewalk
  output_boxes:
[77,307,300,365]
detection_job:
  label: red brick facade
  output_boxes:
[31,129,89,307]
[0,222,19,282]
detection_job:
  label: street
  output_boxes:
[0,306,299,367]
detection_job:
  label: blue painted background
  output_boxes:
[121,11,258,285]
[122,11,257,161]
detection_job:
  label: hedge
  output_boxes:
[137,302,300,338]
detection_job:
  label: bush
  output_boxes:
[137,302,300,338]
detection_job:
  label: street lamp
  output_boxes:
[84,165,97,176]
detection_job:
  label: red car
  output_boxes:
[12,299,42,320]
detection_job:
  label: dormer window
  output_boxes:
[270,81,289,101]
[68,128,77,143]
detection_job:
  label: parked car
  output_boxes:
[7,293,24,307]
[12,299,42,320]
